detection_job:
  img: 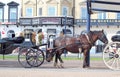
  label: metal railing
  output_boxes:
[1,19,120,26]
[75,19,120,26]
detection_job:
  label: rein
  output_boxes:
[48,41,90,55]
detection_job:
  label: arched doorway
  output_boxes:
[7,30,15,38]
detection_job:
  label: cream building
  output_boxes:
[0,0,21,38]
[21,0,120,34]
[21,0,73,17]
[20,0,74,44]
[74,0,120,42]
[0,0,119,42]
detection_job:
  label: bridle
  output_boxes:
[98,32,106,43]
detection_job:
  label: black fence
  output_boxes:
[75,19,120,26]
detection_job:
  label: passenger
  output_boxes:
[32,32,36,45]
[38,32,44,45]
[59,31,64,37]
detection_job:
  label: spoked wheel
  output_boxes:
[103,42,120,70]
[26,48,45,67]
[18,47,31,68]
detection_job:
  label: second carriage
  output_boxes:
[0,30,46,68]
[103,34,120,70]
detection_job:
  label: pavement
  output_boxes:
[0,59,119,77]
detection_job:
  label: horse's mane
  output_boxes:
[90,30,102,35]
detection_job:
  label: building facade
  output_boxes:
[74,0,120,42]
[0,0,21,38]
[20,0,74,43]
[21,0,73,17]
[0,0,120,42]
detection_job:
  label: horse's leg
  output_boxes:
[83,50,90,68]
[54,54,58,67]
[58,54,64,68]
[86,51,90,67]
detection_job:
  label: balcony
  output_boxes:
[19,16,74,26]
[75,19,120,26]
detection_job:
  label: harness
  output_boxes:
[84,32,94,46]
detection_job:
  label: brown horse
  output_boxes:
[46,30,108,68]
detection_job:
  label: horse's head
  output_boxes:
[97,30,108,44]
[46,48,55,62]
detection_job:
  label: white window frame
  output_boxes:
[26,8,33,17]
[38,7,42,16]
[80,7,87,19]
[98,12,106,19]
[48,6,57,16]
[62,6,68,16]
[9,7,17,19]
[117,13,120,19]
[0,8,3,22]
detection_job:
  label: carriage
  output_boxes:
[0,30,120,70]
[0,31,46,68]
[103,34,120,70]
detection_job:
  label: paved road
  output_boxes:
[0,60,119,77]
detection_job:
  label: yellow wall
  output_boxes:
[22,0,117,19]
[75,0,117,19]
[22,0,73,17]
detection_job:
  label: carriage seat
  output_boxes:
[111,35,120,42]
[3,36,24,44]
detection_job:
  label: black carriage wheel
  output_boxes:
[26,48,45,67]
[18,47,31,68]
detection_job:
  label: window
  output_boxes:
[62,29,72,34]
[7,30,15,38]
[0,8,3,22]
[39,8,42,16]
[81,7,87,19]
[62,6,68,16]
[9,7,17,22]
[47,29,56,34]
[48,6,56,16]
[117,13,120,19]
[98,13,106,19]
[26,8,33,17]
[116,31,120,34]
[0,32,1,39]
[7,1,19,22]
[0,2,5,22]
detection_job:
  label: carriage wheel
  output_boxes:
[26,48,45,67]
[103,42,120,70]
[18,47,31,68]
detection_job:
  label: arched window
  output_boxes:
[7,30,15,38]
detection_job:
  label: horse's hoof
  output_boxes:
[60,65,64,68]
[83,66,90,68]
[60,64,64,68]
[54,64,60,68]
[54,63,57,67]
